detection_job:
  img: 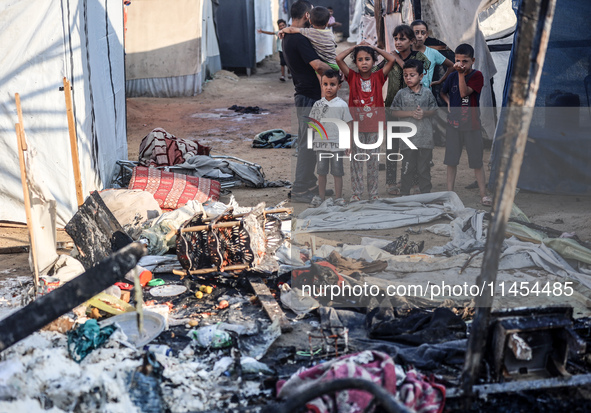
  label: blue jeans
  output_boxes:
[293,94,318,193]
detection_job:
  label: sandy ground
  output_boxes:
[2,43,590,281]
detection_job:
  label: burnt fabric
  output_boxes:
[138,128,210,167]
[382,234,425,255]
[176,204,283,272]
[291,261,346,297]
[176,212,213,272]
[366,306,466,346]
[128,166,221,210]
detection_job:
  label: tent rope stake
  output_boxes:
[14,93,40,296]
[460,0,558,399]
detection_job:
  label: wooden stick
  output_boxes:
[180,208,293,233]
[181,220,241,233]
[248,276,293,333]
[14,94,40,295]
[172,264,249,276]
[63,78,84,207]
[461,0,557,397]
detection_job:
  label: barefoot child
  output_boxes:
[383,25,431,195]
[258,19,290,81]
[391,60,438,195]
[336,42,396,201]
[308,69,352,207]
[440,44,491,206]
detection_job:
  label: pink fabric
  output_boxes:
[128,166,220,210]
[277,351,397,413]
[399,370,446,413]
[276,351,445,413]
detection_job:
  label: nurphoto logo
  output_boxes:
[306,118,418,162]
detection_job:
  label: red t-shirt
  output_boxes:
[441,70,484,130]
[347,69,387,133]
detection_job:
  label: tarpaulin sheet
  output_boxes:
[0,0,126,227]
[295,191,465,233]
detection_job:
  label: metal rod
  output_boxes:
[461,0,558,397]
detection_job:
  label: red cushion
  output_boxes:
[128,166,220,210]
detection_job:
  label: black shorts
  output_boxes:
[279,51,286,67]
[316,151,345,176]
[444,125,483,169]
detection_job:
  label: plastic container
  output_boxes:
[144,344,172,357]
[188,324,232,348]
[124,265,153,287]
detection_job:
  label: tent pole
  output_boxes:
[63,78,84,207]
[460,0,557,398]
[14,94,40,296]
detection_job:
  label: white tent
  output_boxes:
[125,0,222,97]
[0,0,127,227]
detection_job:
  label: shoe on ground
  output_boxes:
[309,195,322,208]
[349,195,361,202]
[481,196,492,207]
[334,197,346,207]
[280,76,286,82]
[291,191,315,203]
[370,195,380,201]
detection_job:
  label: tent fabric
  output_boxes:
[125,0,221,97]
[421,0,498,139]
[490,0,591,194]
[255,0,274,63]
[0,0,126,227]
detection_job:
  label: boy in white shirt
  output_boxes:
[308,69,352,207]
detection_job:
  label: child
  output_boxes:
[410,20,454,88]
[391,60,438,195]
[336,41,396,201]
[327,7,342,32]
[383,25,431,195]
[308,69,353,207]
[258,19,290,81]
[440,44,491,206]
[278,6,338,71]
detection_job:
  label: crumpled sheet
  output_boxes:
[295,192,465,233]
[319,307,467,371]
[67,319,118,363]
[174,155,265,187]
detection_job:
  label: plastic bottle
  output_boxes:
[144,344,173,357]
[188,324,232,348]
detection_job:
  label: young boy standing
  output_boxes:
[308,69,352,207]
[391,60,438,195]
[258,19,290,81]
[440,44,491,206]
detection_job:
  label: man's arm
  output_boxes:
[310,59,330,76]
[257,29,276,36]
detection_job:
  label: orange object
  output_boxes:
[139,269,153,287]
[218,300,229,309]
[120,290,131,303]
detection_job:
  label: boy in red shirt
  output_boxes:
[441,44,491,206]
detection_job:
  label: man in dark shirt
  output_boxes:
[283,0,330,202]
